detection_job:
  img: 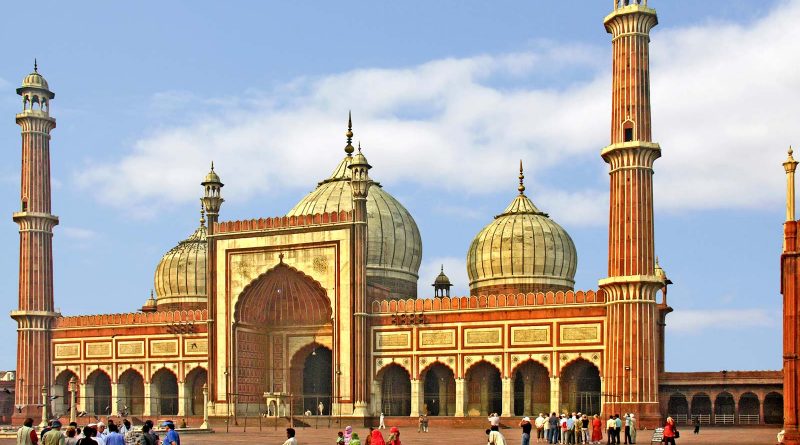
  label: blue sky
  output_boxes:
[0,0,794,372]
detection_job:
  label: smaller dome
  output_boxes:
[17,62,54,98]
[203,163,222,185]
[433,266,452,286]
[153,221,207,310]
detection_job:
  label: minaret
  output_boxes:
[781,146,800,445]
[349,124,372,416]
[201,164,223,410]
[598,0,663,426]
[11,61,58,422]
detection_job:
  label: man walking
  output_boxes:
[42,421,64,445]
[614,415,622,444]
[163,422,180,445]
[535,413,546,443]
[282,428,297,445]
[379,412,386,429]
[623,414,631,445]
[17,418,38,445]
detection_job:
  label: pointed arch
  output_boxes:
[53,370,79,418]
[151,368,179,416]
[118,368,145,416]
[464,361,502,416]
[512,360,550,416]
[184,367,207,416]
[85,369,112,416]
[377,363,411,416]
[559,358,600,415]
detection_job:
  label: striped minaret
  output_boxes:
[598,0,663,427]
[11,62,58,423]
[782,146,800,445]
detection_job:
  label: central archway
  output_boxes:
[465,361,502,416]
[86,370,111,416]
[290,343,332,415]
[513,360,550,416]
[421,363,456,416]
[379,364,411,416]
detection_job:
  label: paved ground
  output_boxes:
[0,426,780,444]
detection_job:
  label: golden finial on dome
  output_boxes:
[518,160,526,195]
[200,204,206,226]
[34,59,38,73]
[345,111,355,156]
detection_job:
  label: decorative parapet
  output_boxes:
[370,289,605,313]
[53,309,208,328]
[214,210,353,234]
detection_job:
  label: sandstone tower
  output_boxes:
[599,0,663,426]
[11,62,58,422]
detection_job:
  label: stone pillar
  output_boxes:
[143,383,152,416]
[111,383,122,416]
[550,377,560,414]
[78,383,88,415]
[69,377,77,423]
[455,378,466,417]
[372,380,382,416]
[177,381,186,417]
[39,386,48,427]
[200,384,209,429]
[501,378,512,417]
[410,379,422,417]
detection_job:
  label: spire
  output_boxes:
[34,59,38,73]
[200,203,206,227]
[518,160,526,195]
[211,161,215,171]
[345,111,355,156]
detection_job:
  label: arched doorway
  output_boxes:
[86,370,111,416]
[764,392,783,424]
[738,392,760,424]
[290,343,332,416]
[513,360,550,416]
[379,364,411,416]
[667,393,688,423]
[53,370,79,418]
[714,392,735,424]
[465,361,501,417]
[691,393,712,423]
[118,369,144,416]
[421,363,456,416]
[560,359,601,415]
[184,368,207,416]
[151,368,179,416]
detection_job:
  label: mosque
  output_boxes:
[9,0,785,430]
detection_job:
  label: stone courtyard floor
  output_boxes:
[0,425,778,445]
[0,426,778,445]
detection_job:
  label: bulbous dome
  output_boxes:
[153,222,207,309]
[467,188,577,296]
[22,72,49,91]
[288,154,422,298]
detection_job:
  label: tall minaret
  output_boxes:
[201,162,224,236]
[348,121,372,416]
[201,164,223,411]
[598,0,663,426]
[781,146,800,445]
[10,62,58,422]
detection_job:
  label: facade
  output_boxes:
[9,0,785,429]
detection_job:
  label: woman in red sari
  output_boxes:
[591,414,603,444]
[662,416,677,445]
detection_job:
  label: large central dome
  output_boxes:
[287,146,422,299]
[467,164,577,295]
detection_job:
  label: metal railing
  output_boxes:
[714,414,735,425]
[739,414,760,425]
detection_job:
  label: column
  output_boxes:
[501,378,512,417]
[78,383,88,415]
[410,379,422,417]
[480,379,489,416]
[143,383,152,416]
[177,381,186,417]
[372,380,382,416]
[550,377,561,414]
[111,383,122,416]
[599,377,605,416]
[455,378,466,417]
[39,386,48,427]
[524,378,532,416]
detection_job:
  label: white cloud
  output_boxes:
[60,227,97,240]
[668,308,779,334]
[74,0,800,220]
[418,256,470,298]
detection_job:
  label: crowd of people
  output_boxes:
[16,418,181,445]
[332,425,402,445]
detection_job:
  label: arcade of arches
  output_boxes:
[666,390,784,425]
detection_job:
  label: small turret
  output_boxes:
[432,265,453,297]
[201,162,224,235]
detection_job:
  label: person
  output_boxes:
[623,414,631,445]
[605,416,615,445]
[163,421,180,445]
[17,417,38,445]
[104,424,124,445]
[387,426,401,445]
[778,429,786,444]
[591,415,603,445]
[96,423,108,445]
[282,428,298,445]
[119,420,131,436]
[349,432,362,445]
[344,426,353,445]
[548,413,559,444]
[573,414,582,445]
[520,416,532,445]
[488,413,501,428]
[42,421,64,445]
[319,401,325,416]
[65,428,79,445]
[336,431,345,445]
[614,415,622,445]
[565,414,575,445]
[422,413,429,433]
[662,417,677,445]
[487,427,508,445]
[138,421,157,445]
[560,414,568,445]
[370,428,386,445]
[535,413,546,443]
[78,427,98,445]
[379,412,386,429]
[418,415,423,433]
[628,414,636,444]
[365,427,374,445]
[693,417,700,435]
[582,415,590,444]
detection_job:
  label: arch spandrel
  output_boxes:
[464,355,503,376]
[557,352,602,377]
[510,354,552,376]
[375,359,412,379]
[418,356,457,378]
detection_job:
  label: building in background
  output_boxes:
[8,0,784,428]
